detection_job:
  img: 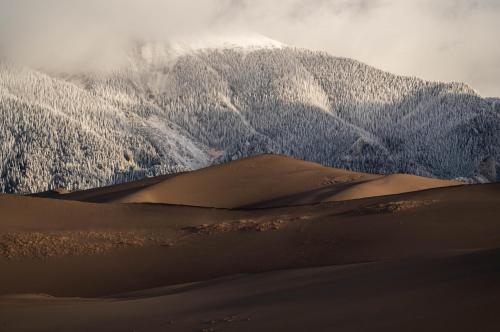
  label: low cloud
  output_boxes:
[0,0,499,96]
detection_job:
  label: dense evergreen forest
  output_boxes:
[1,45,499,193]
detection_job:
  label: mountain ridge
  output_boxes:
[1,44,499,193]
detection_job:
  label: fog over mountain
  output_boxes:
[0,0,499,96]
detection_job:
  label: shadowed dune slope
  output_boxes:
[1,181,500,331]
[1,183,499,297]
[2,249,500,332]
[46,155,461,208]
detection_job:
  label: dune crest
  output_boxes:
[57,154,460,208]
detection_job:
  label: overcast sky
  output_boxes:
[0,0,499,96]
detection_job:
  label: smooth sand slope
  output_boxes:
[1,183,500,331]
[46,154,461,208]
[1,183,500,297]
[2,249,500,332]
[1,156,498,331]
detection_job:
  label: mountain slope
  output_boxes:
[1,43,499,193]
[0,63,209,193]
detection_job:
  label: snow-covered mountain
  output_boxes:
[487,98,500,112]
[1,38,499,193]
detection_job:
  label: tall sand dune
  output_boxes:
[49,155,461,208]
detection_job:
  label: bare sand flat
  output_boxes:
[45,154,461,208]
[1,156,499,331]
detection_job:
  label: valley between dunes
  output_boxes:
[1,155,500,332]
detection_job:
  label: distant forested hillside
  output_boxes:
[1,45,499,193]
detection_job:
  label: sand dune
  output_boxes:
[1,156,499,331]
[326,173,461,202]
[46,155,461,208]
[1,182,499,297]
[2,249,500,332]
